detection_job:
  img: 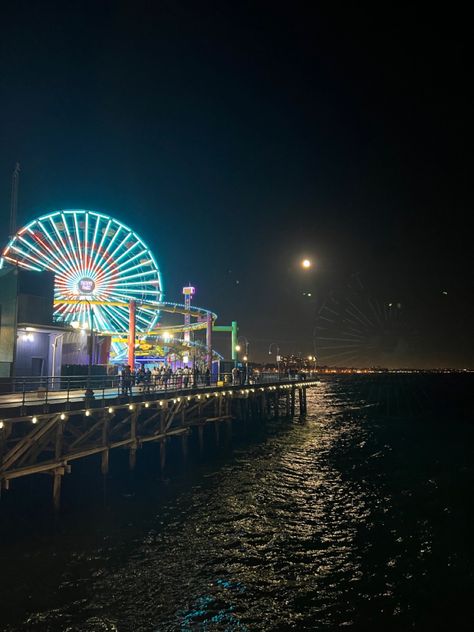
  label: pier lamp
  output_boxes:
[301,258,311,269]
[237,336,250,384]
[268,342,281,377]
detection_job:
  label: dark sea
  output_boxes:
[1,374,473,631]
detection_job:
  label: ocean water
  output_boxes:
[0,374,473,631]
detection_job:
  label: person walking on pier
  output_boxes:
[205,367,211,386]
[232,366,240,385]
[121,365,133,396]
[183,366,190,388]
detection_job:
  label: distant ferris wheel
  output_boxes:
[0,209,162,333]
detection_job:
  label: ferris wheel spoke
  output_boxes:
[61,213,84,277]
[104,267,160,285]
[19,233,69,277]
[112,239,141,266]
[96,249,150,284]
[106,230,131,264]
[2,253,42,271]
[9,244,56,272]
[44,218,82,279]
[83,212,89,271]
[88,217,111,276]
[96,224,123,272]
[101,304,128,332]
[72,212,85,271]
[89,213,101,271]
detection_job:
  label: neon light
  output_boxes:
[1,210,162,340]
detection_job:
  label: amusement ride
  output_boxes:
[1,209,237,369]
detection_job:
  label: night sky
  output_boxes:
[0,2,472,367]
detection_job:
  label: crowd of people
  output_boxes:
[119,364,211,395]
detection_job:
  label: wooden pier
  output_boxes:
[0,380,313,509]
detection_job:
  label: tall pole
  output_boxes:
[231,321,238,363]
[85,301,94,401]
[9,162,20,238]
[87,305,94,382]
[245,340,249,385]
[182,286,195,343]
[268,342,280,377]
[128,300,136,368]
[206,312,212,372]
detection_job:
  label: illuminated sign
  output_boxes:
[78,278,95,294]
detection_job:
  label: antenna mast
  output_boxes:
[10,162,20,238]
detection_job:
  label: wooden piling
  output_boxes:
[160,439,166,471]
[129,409,138,470]
[198,425,204,453]
[181,432,188,459]
[52,417,64,510]
[101,414,110,475]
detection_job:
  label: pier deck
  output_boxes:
[0,379,315,508]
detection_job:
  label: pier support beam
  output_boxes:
[52,418,64,510]
[52,468,63,511]
[129,409,138,470]
[198,425,204,453]
[101,415,110,475]
[160,440,167,471]
[181,432,188,459]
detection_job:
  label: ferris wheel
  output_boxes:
[0,209,162,334]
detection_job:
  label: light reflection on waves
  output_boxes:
[10,380,375,631]
[89,383,371,631]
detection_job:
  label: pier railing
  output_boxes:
[0,372,313,414]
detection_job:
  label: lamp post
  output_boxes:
[84,300,95,400]
[236,336,249,384]
[268,342,281,378]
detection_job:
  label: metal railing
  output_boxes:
[0,371,314,412]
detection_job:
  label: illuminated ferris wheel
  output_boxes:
[0,210,162,334]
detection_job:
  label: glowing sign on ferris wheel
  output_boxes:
[78,277,95,294]
[0,209,163,335]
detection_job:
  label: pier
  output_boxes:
[0,378,314,509]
